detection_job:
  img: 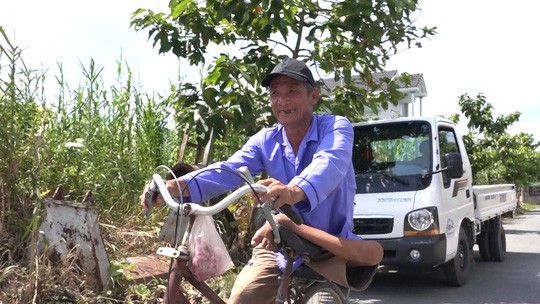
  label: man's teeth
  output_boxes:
[281,109,296,114]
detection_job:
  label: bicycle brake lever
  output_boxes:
[260,199,281,245]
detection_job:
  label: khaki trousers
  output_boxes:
[227,245,378,303]
[228,246,281,304]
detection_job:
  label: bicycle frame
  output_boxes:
[151,173,282,303]
[146,170,345,304]
[162,243,320,304]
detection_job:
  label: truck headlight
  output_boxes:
[404,207,440,236]
[408,209,434,230]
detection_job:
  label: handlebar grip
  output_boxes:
[143,180,159,220]
[144,196,152,220]
[280,204,303,225]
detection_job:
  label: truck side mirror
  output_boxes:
[444,152,463,179]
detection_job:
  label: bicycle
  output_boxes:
[143,166,347,303]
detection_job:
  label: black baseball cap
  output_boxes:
[262,58,316,87]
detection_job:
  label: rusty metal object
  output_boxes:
[38,191,111,291]
[124,255,170,284]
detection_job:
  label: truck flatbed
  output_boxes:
[473,184,517,222]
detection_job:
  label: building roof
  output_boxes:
[321,70,427,97]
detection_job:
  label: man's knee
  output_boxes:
[228,248,280,304]
[228,265,279,304]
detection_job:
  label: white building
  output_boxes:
[322,70,427,119]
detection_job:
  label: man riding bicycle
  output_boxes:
[141,57,383,303]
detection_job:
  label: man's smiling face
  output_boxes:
[268,75,318,128]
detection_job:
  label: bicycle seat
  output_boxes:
[293,264,326,280]
[276,224,378,291]
[277,224,325,260]
[253,212,325,259]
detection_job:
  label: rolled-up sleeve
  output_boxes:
[182,131,268,202]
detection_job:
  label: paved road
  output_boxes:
[348,207,540,304]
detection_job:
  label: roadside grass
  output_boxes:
[516,201,537,215]
[1,215,245,303]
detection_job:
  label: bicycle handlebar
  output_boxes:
[145,172,304,245]
[152,173,267,215]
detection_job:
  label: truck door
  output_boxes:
[437,127,472,239]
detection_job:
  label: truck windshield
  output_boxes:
[353,121,433,193]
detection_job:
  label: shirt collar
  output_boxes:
[273,115,320,146]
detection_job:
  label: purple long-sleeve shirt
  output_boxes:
[182,114,359,240]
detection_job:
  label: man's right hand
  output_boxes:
[140,178,188,213]
[251,221,277,252]
[139,179,167,214]
[140,181,159,215]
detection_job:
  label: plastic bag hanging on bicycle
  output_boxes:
[188,214,234,281]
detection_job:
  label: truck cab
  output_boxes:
[351,116,513,286]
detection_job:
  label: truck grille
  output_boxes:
[353,218,393,235]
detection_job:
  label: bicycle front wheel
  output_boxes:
[303,282,345,304]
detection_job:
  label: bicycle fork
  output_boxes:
[276,249,309,304]
[164,258,190,304]
[164,257,226,304]
[276,254,293,304]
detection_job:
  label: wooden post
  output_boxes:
[38,186,111,291]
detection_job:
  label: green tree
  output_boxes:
[131,0,436,163]
[450,93,540,200]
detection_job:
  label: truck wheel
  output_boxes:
[488,217,506,262]
[477,231,492,261]
[443,227,473,286]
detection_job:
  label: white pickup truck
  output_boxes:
[351,116,517,286]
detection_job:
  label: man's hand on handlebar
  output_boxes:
[256,178,305,210]
[140,178,186,215]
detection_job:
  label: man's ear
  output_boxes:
[310,88,320,106]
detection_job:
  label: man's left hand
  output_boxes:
[256,178,305,210]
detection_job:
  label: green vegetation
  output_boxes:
[450,93,540,203]
[516,202,537,215]
[131,0,436,164]
[0,26,174,302]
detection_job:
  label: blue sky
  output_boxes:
[1,0,539,142]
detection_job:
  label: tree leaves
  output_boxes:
[131,0,435,162]
[455,93,540,188]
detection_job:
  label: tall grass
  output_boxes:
[38,58,176,219]
[0,25,251,302]
[1,28,45,262]
[0,26,190,301]
[0,35,186,219]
